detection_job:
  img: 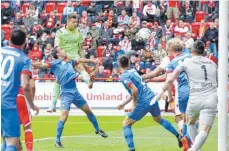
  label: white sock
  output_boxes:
[178,120,184,132]
[188,124,198,143]
[192,131,208,150]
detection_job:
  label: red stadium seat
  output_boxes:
[81,0,91,6]
[104,70,111,78]
[45,3,56,13]
[1,24,11,40]
[56,13,63,21]
[40,13,47,20]
[1,3,5,8]
[96,46,105,57]
[191,22,200,35]
[195,11,205,22]
[57,2,66,13]
[22,3,30,14]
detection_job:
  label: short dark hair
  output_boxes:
[192,40,205,55]
[67,13,77,21]
[10,28,26,46]
[51,48,58,59]
[118,55,130,68]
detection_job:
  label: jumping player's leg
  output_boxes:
[122,117,136,151]
[47,82,60,112]
[73,93,108,138]
[23,125,33,151]
[150,101,183,148]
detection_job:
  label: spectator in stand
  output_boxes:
[31,21,43,38]
[167,0,180,24]
[119,36,132,54]
[28,43,43,61]
[83,32,97,57]
[113,45,125,68]
[47,31,56,47]
[39,47,53,79]
[1,31,9,47]
[180,1,194,23]
[111,68,120,82]
[62,1,74,24]
[152,21,162,43]
[160,36,167,49]
[26,2,39,22]
[87,1,102,21]
[198,20,206,38]
[205,1,219,22]
[25,34,35,54]
[79,11,91,25]
[214,18,219,29]
[95,66,107,82]
[23,12,35,32]
[124,23,139,40]
[142,1,157,22]
[97,21,113,46]
[124,0,133,16]
[184,32,194,52]
[79,22,90,40]
[74,0,85,16]
[94,10,107,26]
[128,12,140,28]
[162,19,174,40]
[117,10,129,26]
[42,11,58,34]
[174,20,189,39]
[13,12,24,26]
[140,44,154,69]
[43,43,53,56]
[37,32,48,51]
[198,0,208,12]
[1,1,14,24]
[138,21,151,41]
[147,32,157,51]
[102,42,115,71]
[89,23,100,41]
[107,9,118,28]
[34,0,44,12]
[131,33,145,51]
[113,1,124,16]
[202,22,218,59]
[154,43,167,64]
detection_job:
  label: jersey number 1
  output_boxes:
[201,65,208,81]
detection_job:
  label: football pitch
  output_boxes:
[21,116,219,151]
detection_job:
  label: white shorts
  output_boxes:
[186,94,217,126]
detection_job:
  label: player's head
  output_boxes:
[51,47,67,59]
[10,27,26,47]
[191,40,205,56]
[67,14,78,31]
[170,38,183,54]
[118,55,130,70]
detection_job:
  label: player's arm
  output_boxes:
[118,95,132,110]
[30,79,36,100]
[78,32,85,58]
[142,67,163,80]
[32,62,50,69]
[76,58,98,64]
[147,73,166,82]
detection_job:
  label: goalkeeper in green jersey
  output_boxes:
[47,14,97,112]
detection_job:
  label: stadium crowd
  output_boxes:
[1,0,219,81]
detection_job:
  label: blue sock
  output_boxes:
[56,120,65,142]
[1,138,6,151]
[5,145,16,151]
[183,124,187,136]
[159,118,179,136]
[87,113,100,132]
[123,126,135,150]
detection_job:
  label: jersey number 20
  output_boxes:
[1,56,15,80]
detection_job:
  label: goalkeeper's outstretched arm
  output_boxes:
[32,62,50,69]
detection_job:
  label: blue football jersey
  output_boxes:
[120,69,155,106]
[48,59,77,93]
[167,52,191,92]
[1,46,32,109]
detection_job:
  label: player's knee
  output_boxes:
[23,124,31,131]
[199,124,212,133]
[122,119,132,127]
[60,111,69,121]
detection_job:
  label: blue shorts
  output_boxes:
[60,91,87,111]
[1,109,20,137]
[178,91,189,113]
[128,101,161,121]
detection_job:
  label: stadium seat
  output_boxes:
[195,11,205,22]
[1,24,11,40]
[191,22,200,35]
[40,13,47,20]
[96,46,105,57]
[81,0,91,6]
[22,3,30,14]
[45,3,56,13]
[57,2,66,13]
[56,13,63,21]
[104,70,111,78]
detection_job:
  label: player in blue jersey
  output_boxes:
[32,47,108,148]
[1,28,39,151]
[117,55,183,151]
[163,39,192,150]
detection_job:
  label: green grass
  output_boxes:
[21,116,219,151]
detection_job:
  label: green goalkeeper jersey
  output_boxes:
[55,27,83,59]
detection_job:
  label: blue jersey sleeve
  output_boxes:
[21,58,32,77]
[120,74,133,90]
[70,59,78,67]
[166,60,174,73]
